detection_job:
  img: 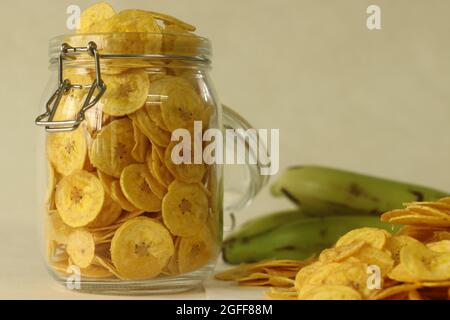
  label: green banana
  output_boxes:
[222,211,401,264]
[271,165,447,216]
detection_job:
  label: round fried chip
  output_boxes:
[149,76,206,132]
[55,170,104,228]
[100,9,161,33]
[88,193,122,228]
[401,242,450,281]
[300,285,362,300]
[148,146,174,187]
[90,118,136,178]
[385,235,422,264]
[298,259,369,298]
[46,210,72,245]
[319,240,366,263]
[120,164,161,212]
[142,100,169,131]
[131,119,150,163]
[98,70,149,116]
[129,108,171,147]
[66,229,95,268]
[110,180,137,212]
[77,2,116,33]
[427,240,450,253]
[387,263,418,283]
[144,168,167,199]
[150,11,195,31]
[350,246,394,276]
[110,217,174,280]
[45,162,57,210]
[47,129,87,176]
[164,141,206,184]
[335,227,390,250]
[178,228,214,274]
[162,180,208,237]
[97,170,115,195]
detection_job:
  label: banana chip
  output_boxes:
[319,240,366,263]
[77,2,116,33]
[335,227,390,250]
[90,118,136,178]
[144,168,167,199]
[88,193,122,228]
[427,240,450,253]
[110,180,137,212]
[350,246,394,276]
[98,70,149,116]
[46,210,72,245]
[131,119,150,163]
[300,285,362,300]
[110,217,174,280]
[149,76,206,132]
[150,11,195,31]
[385,235,422,264]
[66,229,95,268]
[142,100,169,131]
[45,163,57,210]
[178,228,213,273]
[47,129,87,176]
[162,180,208,237]
[97,170,114,195]
[100,9,161,33]
[401,242,450,281]
[148,146,174,187]
[129,108,171,147]
[120,164,161,212]
[55,170,104,228]
[164,141,206,184]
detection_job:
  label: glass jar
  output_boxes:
[35,32,268,294]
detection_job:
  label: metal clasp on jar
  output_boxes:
[35,41,106,132]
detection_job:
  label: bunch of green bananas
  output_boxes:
[223,166,447,264]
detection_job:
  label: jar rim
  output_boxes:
[48,32,212,64]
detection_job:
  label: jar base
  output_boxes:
[48,263,215,296]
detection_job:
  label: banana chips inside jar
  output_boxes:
[44,4,217,281]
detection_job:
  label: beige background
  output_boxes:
[1,0,450,298]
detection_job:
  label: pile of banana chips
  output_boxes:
[217,198,450,300]
[45,3,219,280]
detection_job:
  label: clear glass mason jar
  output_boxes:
[35,32,268,294]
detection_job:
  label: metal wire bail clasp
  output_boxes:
[35,41,106,132]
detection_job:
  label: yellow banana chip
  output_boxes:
[129,108,171,147]
[150,11,195,31]
[300,285,362,300]
[162,180,208,237]
[66,229,95,268]
[164,141,206,184]
[46,210,72,245]
[120,164,161,212]
[148,148,174,187]
[319,240,366,263]
[55,170,104,228]
[79,264,113,278]
[97,170,114,195]
[131,119,150,163]
[350,246,394,276]
[144,168,167,199]
[387,263,418,282]
[427,240,450,253]
[372,283,422,300]
[384,235,423,264]
[100,9,161,33]
[298,259,369,298]
[45,163,57,210]
[90,118,136,178]
[335,227,390,250]
[178,228,214,273]
[149,76,206,132]
[77,2,116,33]
[98,70,149,116]
[110,180,137,212]
[47,129,87,176]
[142,100,169,131]
[110,217,174,280]
[88,193,122,228]
[401,242,450,281]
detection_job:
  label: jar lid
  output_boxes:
[48,32,212,65]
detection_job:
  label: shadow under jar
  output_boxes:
[35,32,268,294]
